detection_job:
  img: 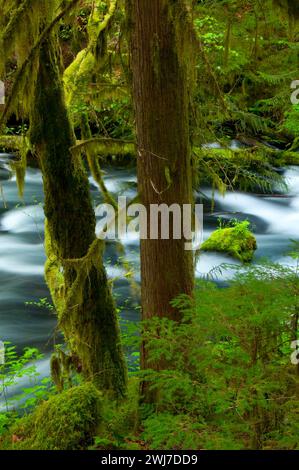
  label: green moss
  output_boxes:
[201,221,257,263]
[2,384,102,450]
[281,105,299,139]
[63,0,117,124]
[280,151,299,165]
[63,48,95,112]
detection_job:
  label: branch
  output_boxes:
[71,137,136,155]
[0,0,81,128]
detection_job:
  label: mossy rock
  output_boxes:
[2,383,102,450]
[201,221,257,263]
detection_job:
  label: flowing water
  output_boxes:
[0,151,299,405]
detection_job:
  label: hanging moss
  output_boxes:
[44,219,65,314]
[10,159,26,198]
[9,136,30,198]
[63,0,117,123]
[80,113,118,210]
[2,384,102,450]
[201,221,257,263]
[0,0,58,122]
[63,0,132,214]
[63,48,95,111]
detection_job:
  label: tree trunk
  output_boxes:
[29,35,127,397]
[127,0,195,391]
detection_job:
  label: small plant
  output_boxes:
[4,124,28,136]
[59,24,72,41]
[0,344,52,436]
[25,298,54,312]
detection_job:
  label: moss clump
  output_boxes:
[3,384,102,450]
[201,221,257,263]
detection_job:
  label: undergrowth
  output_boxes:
[0,261,298,450]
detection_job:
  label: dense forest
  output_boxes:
[0,0,298,453]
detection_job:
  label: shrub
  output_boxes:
[141,265,299,449]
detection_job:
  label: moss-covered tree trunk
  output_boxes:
[30,35,127,397]
[127,0,195,395]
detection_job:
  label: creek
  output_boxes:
[0,150,298,405]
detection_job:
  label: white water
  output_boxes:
[195,166,299,277]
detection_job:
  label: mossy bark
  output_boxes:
[29,35,127,397]
[127,0,195,399]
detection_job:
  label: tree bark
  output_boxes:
[127,0,195,390]
[29,35,127,397]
